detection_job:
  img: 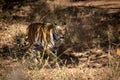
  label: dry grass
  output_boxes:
[0,12,120,80]
[0,22,28,48]
[0,52,120,80]
[0,1,120,80]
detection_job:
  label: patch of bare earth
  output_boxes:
[47,1,120,9]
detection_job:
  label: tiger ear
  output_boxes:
[62,22,66,25]
[53,22,57,26]
[62,22,67,28]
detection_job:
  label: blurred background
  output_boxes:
[0,0,120,80]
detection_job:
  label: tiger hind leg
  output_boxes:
[27,45,40,63]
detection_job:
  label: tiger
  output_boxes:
[27,22,67,60]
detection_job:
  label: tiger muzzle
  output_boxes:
[59,35,65,40]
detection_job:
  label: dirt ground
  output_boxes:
[0,0,120,80]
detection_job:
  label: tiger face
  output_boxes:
[53,23,67,42]
[27,22,67,58]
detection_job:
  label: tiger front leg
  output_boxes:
[43,46,54,61]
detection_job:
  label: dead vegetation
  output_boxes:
[0,0,120,80]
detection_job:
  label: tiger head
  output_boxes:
[53,22,67,42]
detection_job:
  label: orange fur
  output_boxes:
[117,48,120,56]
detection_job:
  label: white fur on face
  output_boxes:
[56,26,62,29]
